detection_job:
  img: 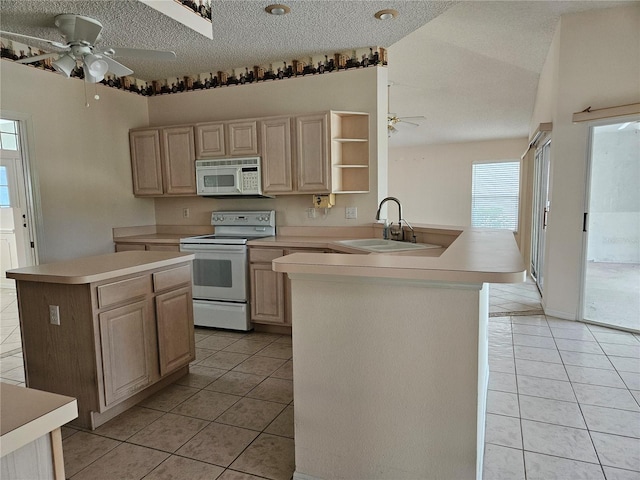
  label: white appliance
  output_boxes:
[180,210,276,330]
[196,157,267,197]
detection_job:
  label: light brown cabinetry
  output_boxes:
[249,246,327,326]
[14,261,195,429]
[295,113,331,193]
[260,116,294,194]
[330,111,370,193]
[130,126,196,196]
[194,120,258,159]
[115,242,180,252]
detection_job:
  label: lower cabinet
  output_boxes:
[156,286,195,376]
[99,300,155,406]
[16,261,195,429]
[249,246,326,326]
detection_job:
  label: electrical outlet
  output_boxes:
[307,208,317,219]
[345,207,357,219]
[183,208,190,218]
[49,305,60,325]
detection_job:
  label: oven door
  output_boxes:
[180,244,247,301]
[196,166,242,195]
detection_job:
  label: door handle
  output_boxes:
[543,208,549,229]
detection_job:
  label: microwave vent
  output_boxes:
[196,157,260,168]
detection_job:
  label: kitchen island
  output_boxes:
[272,227,525,480]
[6,251,196,429]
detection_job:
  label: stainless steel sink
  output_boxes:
[336,238,442,253]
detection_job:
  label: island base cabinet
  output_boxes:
[156,286,195,376]
[15,261,195,430]
[99,300,157,407]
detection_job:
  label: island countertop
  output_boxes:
[6,251,195,285]
[273,227,526,284]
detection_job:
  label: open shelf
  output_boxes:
[330,111,370,194]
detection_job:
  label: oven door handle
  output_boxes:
[180,244,246,254]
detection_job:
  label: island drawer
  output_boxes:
[249,248,284,262]
[97,275,152,308]
[153,264,192,292]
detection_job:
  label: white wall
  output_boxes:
[0,60,155,262]
[388,138,527,226]
[530,5,640,319]
[148,67,387,228]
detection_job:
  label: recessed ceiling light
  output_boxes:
[375,9,398,20]
[265,4,291,15]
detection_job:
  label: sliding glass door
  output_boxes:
[531,139,551,294]
[581,119,640,332]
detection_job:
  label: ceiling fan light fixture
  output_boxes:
[375,9,398,20]
[83,53,108,82]
[52,53,76,78]
[265,4,291,15]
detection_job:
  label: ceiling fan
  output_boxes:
[387,82,426,136]
[1,14,176,83]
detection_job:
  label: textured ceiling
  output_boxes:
[0,0,454,80]
[0,0,635,147]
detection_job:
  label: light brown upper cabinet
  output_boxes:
[295,113,331,193]
[194,120,258,158]
[260,116,294,194]
[330,111,370,193]
[130,126,196,196]
[194,122,225,158]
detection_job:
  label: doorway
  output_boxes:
[0,118,36,287]
[530,139,551,294]
[581,118,640,333]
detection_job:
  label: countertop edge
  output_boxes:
[6,252,195,284]
[1,384,78,457]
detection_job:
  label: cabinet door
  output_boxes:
[156,286,195,376]
[250,263,286,324]
[227,120,259,156]
[162,126,196,195]
[261,117,293,194]
[295,113,331,193]
[130,130,163,196]
[99,300,153,406]
[195,123,226,158]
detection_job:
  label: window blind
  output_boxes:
[472,161,520,231]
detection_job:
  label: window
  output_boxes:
[0,119,19,151]
[472,161,520,231]
[0,166,10,207]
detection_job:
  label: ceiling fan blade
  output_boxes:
[0,31,67,49]
[102,56,134,77]
[398,116,426,121]
[71,15,103,45]
[103,47,176,60]
[15,52,59,64]
[399,120,420,127]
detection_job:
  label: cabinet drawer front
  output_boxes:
[98,275,151,308]
[153,264,192,292]
[249,248,284,263]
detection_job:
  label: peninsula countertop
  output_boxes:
[5,251,195,284]
[272,227,526,284]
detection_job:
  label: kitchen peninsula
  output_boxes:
[6,251,196,429]
[272,226,526,480]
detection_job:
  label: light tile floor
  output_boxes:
[2,285,640,479]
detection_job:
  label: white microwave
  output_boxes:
[196,157,266,197]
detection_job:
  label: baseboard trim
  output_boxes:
[542,306,575,321]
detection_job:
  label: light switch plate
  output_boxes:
[345,207,357,219]
[49,305,60,325]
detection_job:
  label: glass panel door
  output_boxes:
[531,140,551,293]
[582,119,640,332]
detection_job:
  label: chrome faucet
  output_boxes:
[375,197,416,242]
